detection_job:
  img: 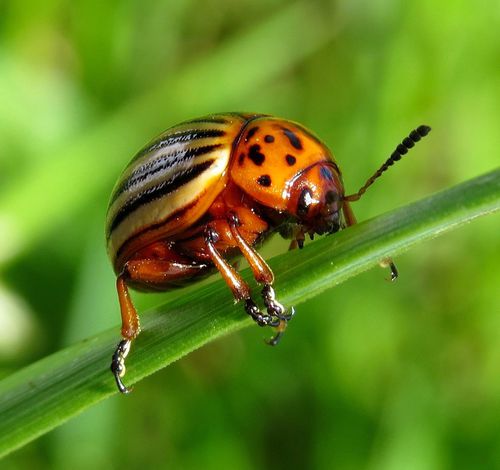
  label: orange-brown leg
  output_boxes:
[227,212,273,284]
[203,225,284,331]
[111,259,207,394]
[110,275,138,394]
[343,200,398,281]
[226,212,294,345]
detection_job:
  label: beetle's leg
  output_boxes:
[227,212,294,345]
[125,258,208,285]
[111,338,132,394]
[226,213,273,283]
[111,258,208,393]
[203,226,280,329]
[111,274,140,394]
[343,200,398,281]
[261,283,295,346]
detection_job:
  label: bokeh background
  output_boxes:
[1,1,499,468]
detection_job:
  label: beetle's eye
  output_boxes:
[325,190,339,204]
[297,188,313,217]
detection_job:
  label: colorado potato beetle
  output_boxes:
[106,112,431,393]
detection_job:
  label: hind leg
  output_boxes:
[111,258,206,394]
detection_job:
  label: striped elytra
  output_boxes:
[106,113,249,271]
[107,113,431,394]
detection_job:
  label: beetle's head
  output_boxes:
[287,162,344,238]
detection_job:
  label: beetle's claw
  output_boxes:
[114,371,133,394]
[111,339,133,394]
[266,330,284,346]
[245,287,294,344]
[283,306,295,321]
[265,316,290,346]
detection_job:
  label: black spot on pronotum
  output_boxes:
[264,135,275,143]
[285,154,296,166]
[238,153,245,165]
[248,144,265,166]
[283,128,303,150]
[245,126,259,141]
[257,175,271,187]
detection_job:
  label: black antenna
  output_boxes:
[345,125,431,202]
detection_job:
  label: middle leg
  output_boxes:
[226,211,294,345]
[203,225,282,330]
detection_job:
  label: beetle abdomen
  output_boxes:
[106,113,254,271]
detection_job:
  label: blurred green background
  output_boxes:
[0,0,499,468]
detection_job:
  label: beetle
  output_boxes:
[106,112,431,393]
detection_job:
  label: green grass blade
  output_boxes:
[0,168,498,458]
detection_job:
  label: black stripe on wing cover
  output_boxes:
[108,159,216,237]
[110,143,222,204]
[132,128,226,163]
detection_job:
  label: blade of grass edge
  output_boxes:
[0,168,499,458]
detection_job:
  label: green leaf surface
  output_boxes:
[0,168,498,458]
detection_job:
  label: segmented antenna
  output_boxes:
[345,125,431,202]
